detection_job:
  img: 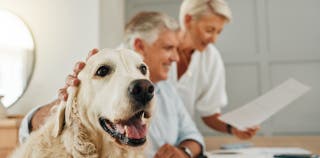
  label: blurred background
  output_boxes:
[0,0,319,137]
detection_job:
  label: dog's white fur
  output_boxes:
[10,48,154,158]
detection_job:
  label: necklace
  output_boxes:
[177,48,194,80]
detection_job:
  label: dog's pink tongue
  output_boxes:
[125,120,147,139]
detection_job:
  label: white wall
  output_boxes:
[0,0,100,114]
[100,0,125,48]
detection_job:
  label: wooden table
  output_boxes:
[0,115,23,158]
[205,136,320,155]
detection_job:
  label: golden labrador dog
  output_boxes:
[10,48,155,158]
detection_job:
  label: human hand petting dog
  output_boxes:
[58,48,99,101]
[30,49,99,131]
[154,144,189,158]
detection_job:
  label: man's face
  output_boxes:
[140,30,179,83]
[186,13,227,52]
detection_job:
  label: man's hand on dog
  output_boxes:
[31,49,99,132]
[58,48,99,101]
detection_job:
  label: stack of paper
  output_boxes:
[207,147,311,158]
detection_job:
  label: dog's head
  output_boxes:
[53,48,155,148]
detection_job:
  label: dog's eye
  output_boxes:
[139,64,147,75]
[95,65,111,77]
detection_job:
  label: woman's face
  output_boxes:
[186,13,227,52]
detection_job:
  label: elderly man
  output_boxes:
[19,12,205,158]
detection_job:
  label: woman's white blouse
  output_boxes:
[169,44,228,119]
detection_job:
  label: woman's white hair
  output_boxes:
[123,11,179,49]
[179,0,232,30]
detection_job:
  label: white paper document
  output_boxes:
[207,147,311,158]
[219,78,311,130]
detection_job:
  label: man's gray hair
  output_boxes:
[123,11,179,49]
[179,0,232,30]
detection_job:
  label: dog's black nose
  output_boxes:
[128,79,154,106]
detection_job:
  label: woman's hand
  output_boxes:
[231,126,260,140]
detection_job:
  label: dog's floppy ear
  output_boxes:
[52,87,78,137]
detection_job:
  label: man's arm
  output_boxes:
[29,55,89,131]
[29,72,82,131]
[18,49,98,144]
[154,82,204,158]
[202,113,259,140]
[30,99,59,131]
[178,139,202,157]
[19,99,59,143]
[19,69,84,143]
[174,82,205,157]
[19,76,81,143]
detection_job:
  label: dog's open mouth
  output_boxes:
[99,110,151,147]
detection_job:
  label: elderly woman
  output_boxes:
[169,0,259,139]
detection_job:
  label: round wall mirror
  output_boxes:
[0,9,35,108]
